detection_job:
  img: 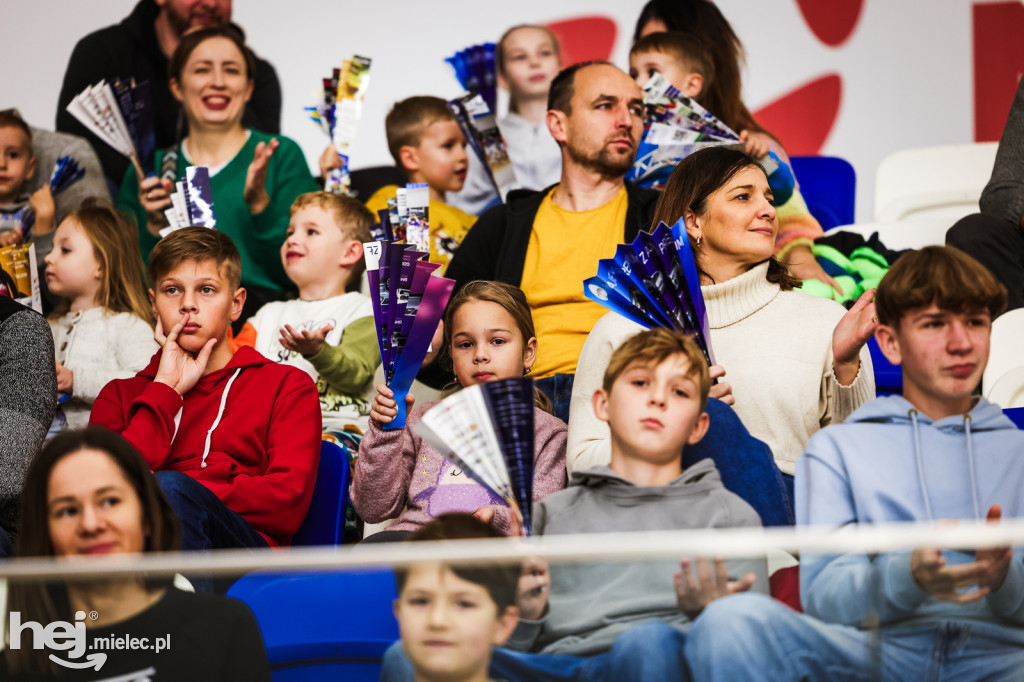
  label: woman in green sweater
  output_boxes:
[117,25,316,316]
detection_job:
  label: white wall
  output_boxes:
[1,0,979,220]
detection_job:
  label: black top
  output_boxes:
[55,0,282,187]
[0,588,270,681]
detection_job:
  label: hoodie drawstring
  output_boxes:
[910,409,936,522]
[910,408,983,523]
[201,368,242,468]
[964,414,982,522]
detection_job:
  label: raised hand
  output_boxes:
[139,175,173,236]
[318,143,342,179]
[243,138,279,214]
[708,364,735,406]
[738,129,772,159]
[515,557,550,620]
[153,313,217,396]
[28,185,56,235]
[674,556,757,618]
[280,323,333,358]
[55,362,74,393]
[0,230,21,247]
[369,383,415,426]
[832,288,877,385]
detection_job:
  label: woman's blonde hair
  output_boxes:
[442,280,553,413]
[50,199,153,325]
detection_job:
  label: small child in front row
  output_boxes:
[0,109,54,251]
[233,191,381,431]
[364,96,476,273]
[353,281,567,542]
[45,199,157,430]
[629,32,831,287]
[391,514,521,682]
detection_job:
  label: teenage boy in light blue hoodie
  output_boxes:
[684,245,1024,680]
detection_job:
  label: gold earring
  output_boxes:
[695,235,702,248]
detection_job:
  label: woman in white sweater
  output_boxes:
[568,147,876,480]
[44,200,157,430]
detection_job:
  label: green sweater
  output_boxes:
[117,130,317,292]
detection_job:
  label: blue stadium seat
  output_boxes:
[228,569,400,682]
[790,155,857,229]
[1005,408,1024,429]
[292,441,350,547]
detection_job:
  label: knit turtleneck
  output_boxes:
[702,261,780,328]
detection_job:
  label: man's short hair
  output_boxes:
[385,96,456,169]
[603,328,711,410]
[290,191,374,291]
[629,32,715,83]
[148,227,242,290]
[0,109,33,154]
[547,60,614,114]
[875,245,1007,328]
[393,513,519,612]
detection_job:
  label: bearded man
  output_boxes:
[444,62,659,421]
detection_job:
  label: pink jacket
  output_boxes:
[353,401,567,535]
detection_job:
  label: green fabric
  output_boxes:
[307,316,380,398]
[116,130,317,292]
[806,243,892,305]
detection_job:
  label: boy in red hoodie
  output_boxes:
[91,227,321,557]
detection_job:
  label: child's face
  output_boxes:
[450,300,536,388]
[405,120,469,195]
[500,27,561,102]
[629,51,702,98]
[395,564,517,682]
[43,219,102,306]
[594,355,709,465]
[170,36,253,129]
[0,126,35,204]
[877,303,991,415]
[281,205,359,292]
[149,258,244,355]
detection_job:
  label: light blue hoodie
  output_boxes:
[797,395,1024,628]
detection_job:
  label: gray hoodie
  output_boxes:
[507,459,768,656]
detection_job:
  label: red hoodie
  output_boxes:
[90,346,321,547]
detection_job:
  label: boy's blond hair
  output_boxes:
[385,96,457,172]
[290,191,375,291]
[876,245,1007,329]
[629,32,715,85]
[148,227,241,290]
[603,328,711,410]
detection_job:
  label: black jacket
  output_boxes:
[55,0,282,188]
[421,182,660,388]
[445,182,661,291]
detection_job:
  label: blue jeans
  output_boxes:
[381,622,691,682]
[687,593,1024,681]
[534,373,574,424]
[682,398,794,526]
[156,471,269,590]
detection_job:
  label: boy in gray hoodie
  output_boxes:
[381,328,767,681]
[686,246,1024,680]
[507,327,768,659]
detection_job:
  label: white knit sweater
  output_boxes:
[567,262,875,475]
[50,308,158,429]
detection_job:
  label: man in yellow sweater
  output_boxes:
[444,62,660,420]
